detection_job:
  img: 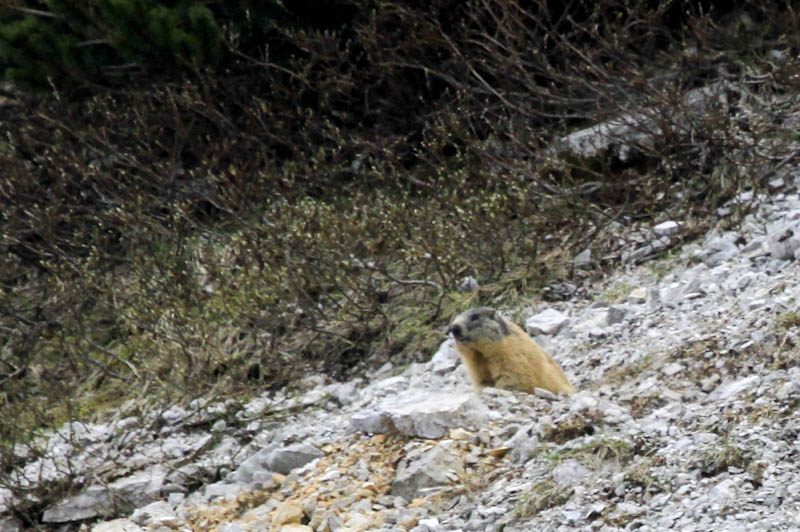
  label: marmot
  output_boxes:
[448,307,575,395]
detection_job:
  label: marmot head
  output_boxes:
[448,307,510,344]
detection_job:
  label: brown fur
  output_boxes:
[448,307,575,395]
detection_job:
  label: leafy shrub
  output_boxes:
[0,0,305,88]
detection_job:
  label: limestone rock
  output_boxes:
[573,248,592,268]
[605,305,628,325]
[702,231,740,266]
[551,459,591,486]
[280,525,313,532]
[430,338,461,375]
[458,276,480,292]
[767,221,800,260]
[626,287,647,304]
[107,465,166,508]
[220,523,247,532]
[327,381,360,405]
[0,516,23,532]
[130,501,180,528]
[266,443,324,475]
[525,309,570,336]
[42,486,115,523]
[350,410,396,435]
[623,236,671,263]
[368,390,489,439]
[654,221,680,237]
[272,500,304,529]
[91,518,144,532]
[709,376,761,402]
[392,444,465,499]
[504,423,539,463]
[555,82,731,162]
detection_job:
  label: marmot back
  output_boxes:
[448,307,575,395]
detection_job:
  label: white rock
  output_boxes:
[525,309,570,336]
[709,375,761,402]
[533,388,557,400]
[767,221,800,260]
[91,518,144,532]
[627,287,647,304]
[382,390,489,439]
[703,232,739,265]
[0,516,23,532]
[430,338,461,374]
[108,465,166,508]
[654,221,680,236]
[605,306,628,325]
[130,501,180,527]
[573,248,592,268]
[458,276,480,291]
[326,381,360,405]
[202,482,249,502]
[220,523,248,532]
[505,423,540,463]
[319,469,341,482]
[265,443,324,475]
[573,311,608,332]
[555,83,730,162]
[42,486,114,523]
[588,327,606,339]
[392,444,464,499]
[418,517,441,529]
[373,375,408,393]
[777,380,800,399]
[709,478,738,502]
[241,396,271,418]
[160,405,188,425]
[551,459,591,486]
[569,391,599,411]
[350,410,395,435]
[661,363,684,377]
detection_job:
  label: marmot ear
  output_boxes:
[492,310,510,335]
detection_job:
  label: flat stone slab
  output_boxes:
[352,390,489,439]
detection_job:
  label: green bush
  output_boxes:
[0,0,296,88]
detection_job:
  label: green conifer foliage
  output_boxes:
[0,1,277,88]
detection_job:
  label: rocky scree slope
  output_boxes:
[5,180,800,531]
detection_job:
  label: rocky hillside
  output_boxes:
[3,163,800,531]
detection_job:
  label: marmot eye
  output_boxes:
[470,313,480,321]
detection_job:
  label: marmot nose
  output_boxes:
[450,324,462,339]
